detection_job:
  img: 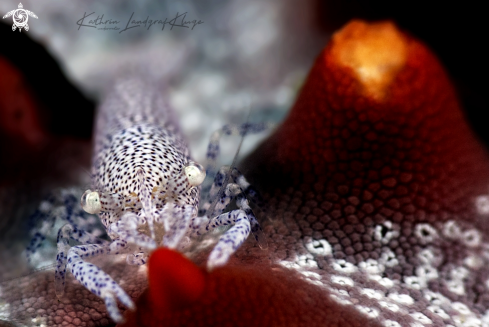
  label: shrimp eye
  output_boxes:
[81,190,102,214]
[184,161,206,187]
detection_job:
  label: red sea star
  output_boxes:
[120,20,489,327]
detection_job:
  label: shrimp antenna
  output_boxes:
[205,105,252,217]
[230,107,252,172]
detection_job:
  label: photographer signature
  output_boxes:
[76,11,203,33]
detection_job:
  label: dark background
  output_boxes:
[0,0,487,181]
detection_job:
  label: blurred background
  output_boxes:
[0,0,326,286]
[0,0,486,306]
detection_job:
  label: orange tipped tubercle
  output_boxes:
[330,21,407,101]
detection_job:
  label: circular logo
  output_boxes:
[13,9,28,27]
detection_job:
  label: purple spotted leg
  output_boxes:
[55,224,135,322]
[198,166,267,243]
[205,195,257,270]
[189,168,265,270]
[185,122,274,269]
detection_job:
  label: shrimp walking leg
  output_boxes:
[186,123,274,269]
[206,195,257,270]
[55,223,135,322]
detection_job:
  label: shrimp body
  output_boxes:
[94,123,196,219]
[83,77,202,248]
[27,76,269,323]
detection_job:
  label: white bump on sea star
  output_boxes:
[379,301,400,312]
[443,220,462,239]
[374,221,399,244]
[414,223,439,243]
[388,293,414,305]
[356,305,379,318]
[380,249,399,268]
[446,280,465,296]
[304,238,332,255]
[464,255,483,269]
[451,302,471,315]
[415,265,439,282]
[475,195,489,214]
[369,274,396,288]
[384,320,401,327]
[358,259,385,275]
[331,275,354,287]
[427,306,450,320]
[360,288,384,300]
[450,267,469,281]
[417,247,442,267]
[462,229,481,247]
[332,259,358,274]
[410,312,432,325]
[301,271,324,287]
[404,275,427,290]
[424,291,449,306]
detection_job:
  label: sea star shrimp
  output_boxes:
[24,76,271,322]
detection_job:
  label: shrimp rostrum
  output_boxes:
[27,77,269,322]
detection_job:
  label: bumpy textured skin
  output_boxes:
[120,21,489,327]
[242,21,489,326]
[2,20,489,327]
